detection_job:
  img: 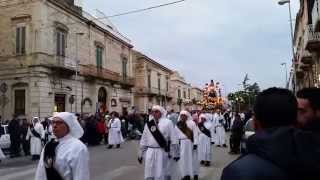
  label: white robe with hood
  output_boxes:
[215,114,226,146]
[176,110,200,177]
[188,118,200,176]
[108,118,124,145]
[210,113,219,144]
[139,105,179,180]
[198,114,212,162]
[35,112,89,180]
[26,119,45,155]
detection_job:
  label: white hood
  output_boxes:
[53,112,84,139]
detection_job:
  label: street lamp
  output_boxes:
[75,32,84,113]
[281,62,288,88]
[278,0,296,91]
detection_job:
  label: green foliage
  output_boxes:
[227,74,260,111]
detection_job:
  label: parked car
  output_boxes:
[240,119,255,154]
[0,124,10,150]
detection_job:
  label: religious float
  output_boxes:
[199,80,225,110]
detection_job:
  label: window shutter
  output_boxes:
[148,74,151,89]
[21,27,26,54]
[61,33,65,56]
[56,32,60,55]
[16,27,21,54]
[96,47,103,68]
[99,48,102,67]
[96,47,99,67]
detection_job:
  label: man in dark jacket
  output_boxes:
[8,117,21,157]
[21,118,30,156]
[229,113,243,154]
[296,87,320,131]
[221,87,320,180]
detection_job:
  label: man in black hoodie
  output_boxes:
[221,87,320,180]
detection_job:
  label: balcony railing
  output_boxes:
[27,53,76,73]
[80,64,120,81]
[80,64,134,86]
[135,87,172,97]
[304,24,320,51]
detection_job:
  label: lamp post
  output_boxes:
[75,32,84,113]
[278,0,296,91]
[281,62,288,88]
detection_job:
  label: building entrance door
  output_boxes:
[14,89,25,116]
[55,94,65,112]
[98,87,107,114]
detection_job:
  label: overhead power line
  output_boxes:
[11,0,187,33]
[106,0,187,18]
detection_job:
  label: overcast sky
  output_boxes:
[82,0,299,95]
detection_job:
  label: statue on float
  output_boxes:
[201,80,224,110]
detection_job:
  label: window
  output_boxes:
[178,89,181,98]
[183,91,186,99]
[16,26,26,55]
[166,77,169,92]
[147,71,151,89]
[54,94,66,112]
[96,46,103,68]
[56,30,66,56]
[188,89,191,99]
[158,75,161,91]
[14,89,25,115]
[122,58,128,79]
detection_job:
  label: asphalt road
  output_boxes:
[0,140,238,180]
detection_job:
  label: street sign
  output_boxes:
[69,95,75,104]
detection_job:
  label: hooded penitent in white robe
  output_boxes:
[175,110,199,177]
[188,116,200,176]
[35,112,89,180]
[211,113,220,144]
[139,105,179,180]
[215,114,226,146]
[108,118,124,145]
[0,147,5,159]
[198,114,212,162]
[26,118,45,156]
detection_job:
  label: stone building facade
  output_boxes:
[132,51,173,113]
[190,86,204,111]
[293,0,320,90]
[170,71,192,112]
[0,0,134,121]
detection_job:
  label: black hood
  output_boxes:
[247,126,320,179]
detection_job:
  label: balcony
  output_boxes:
[80,64,134,87]
[312,0,320,31]
[304,24,320,51]
[135,87,172,98]
[80,64,119,81]
[300,50,313,65]
[119,76,135,88]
